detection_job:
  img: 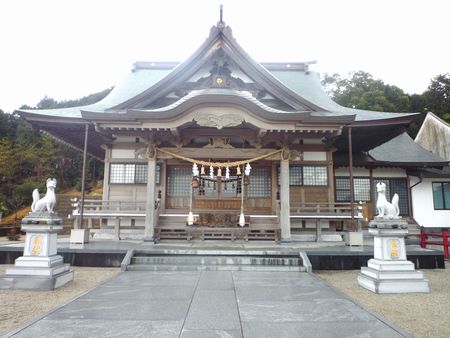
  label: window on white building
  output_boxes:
[432,182,450,210]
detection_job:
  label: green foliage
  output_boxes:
[321,71,450,138]
[322,71,411,112]
[0,88,110,216]
[422,73,450,122]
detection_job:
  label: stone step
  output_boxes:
[127,264,306,272]
[134,249,297,256]
[131,255,302,266]
[127,249,307,272]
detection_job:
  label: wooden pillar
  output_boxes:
[144,151,157,242]
[79,123,89,230]
[348,127,355,231]
[271,161,278,213]
[280,158,291,240]
[102,145,111,202]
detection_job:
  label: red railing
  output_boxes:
[421,227,449,258]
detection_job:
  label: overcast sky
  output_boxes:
[1,0,449,113]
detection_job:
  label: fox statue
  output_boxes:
[375,182,400,219]
[31,178,57,213]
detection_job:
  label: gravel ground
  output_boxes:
[0,263,448,337]
[0,265,120,336]
[316,263,450,338]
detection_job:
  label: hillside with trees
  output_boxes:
[321,71,450,137]
[0,89,111,217]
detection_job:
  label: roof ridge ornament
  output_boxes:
[217,4,225,29]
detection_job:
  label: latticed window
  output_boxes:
[432,182,450,210]
[135,164,148,184]
[167,167,191,196]
[303,166,328,186]
[278,165,328,186]
[247,167,271,197]
[374,178,409,215]
[110,163,161,184]
[110,164,139,184]
[289,166,303,186]
[335,177,371,202]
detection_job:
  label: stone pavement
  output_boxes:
[7,270,410,338]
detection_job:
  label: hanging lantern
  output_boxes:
[187,211,194,226]
[209,165,214,178]
[200,165,205,175]
[192,163,199,177]
[217,167,222,177]
[236,166,241,175]
[191,178,199,188]
[244,163,251,176]
[225,166,230,179]
[239,213,246,227]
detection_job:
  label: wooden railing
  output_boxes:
[289,202,366,239]
[290,202,365,218]
[72,199,147,214]
[70,199,149,239]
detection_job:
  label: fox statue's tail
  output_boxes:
[31,189,40,212]
[391,193,400,217]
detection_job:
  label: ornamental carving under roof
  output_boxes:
[193,112,244,129]
[172,50,267,100]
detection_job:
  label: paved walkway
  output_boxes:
[8,270,409,338]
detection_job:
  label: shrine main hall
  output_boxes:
[18,17,447,242]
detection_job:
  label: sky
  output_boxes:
[0,0,449,113]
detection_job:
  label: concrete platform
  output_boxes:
[0,237,445,269]
[6,270,411,337]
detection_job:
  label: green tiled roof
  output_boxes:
[270,70,416,121]
[19,67,172,118]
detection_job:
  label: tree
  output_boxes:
[422,73,450,121]
[322,71,411,113]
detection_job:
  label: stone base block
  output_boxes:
[367,258,415,272]
[360,266,425,280]
[358,272,429,294]
[0,270,74,290]
[14,254,64,268]
[344,232,363,246]
[6,263,71,277]
[70,229,90,244]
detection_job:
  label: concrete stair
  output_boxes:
[125,249,307,272]
[406,218,421,238]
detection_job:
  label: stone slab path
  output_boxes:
[8,271,410,338]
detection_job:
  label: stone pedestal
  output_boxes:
[358,218,429,293]
[70,228,90,244]
[344,231,363,246]
[0,212,73,290]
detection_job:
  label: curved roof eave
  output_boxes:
[82,89,355,124]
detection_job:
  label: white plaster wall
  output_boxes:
[111,149,135,159]
[303,152,327,161]
[410,177,450,228]
[334,167,370,176]
[373,168,406,177]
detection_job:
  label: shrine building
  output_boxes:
[17,17,448,242]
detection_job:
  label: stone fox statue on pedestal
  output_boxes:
[376,182,400,218]
[31,178,57,213]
